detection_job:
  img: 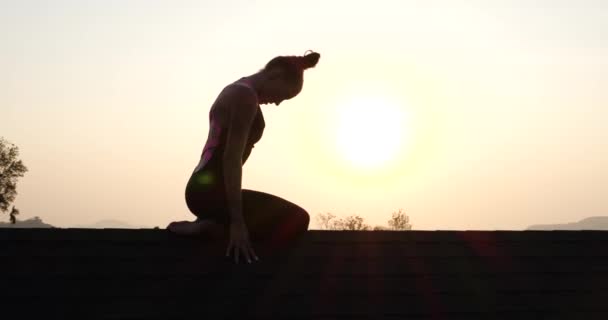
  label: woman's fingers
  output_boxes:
[249,245,259,261]
[226,239,233,257]
[242,244,252,263]
[235,245,240,264]
[236,242,251,264]
[226,239,258,264]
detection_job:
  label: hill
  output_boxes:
[1,217,148,229]
[74,219,147,229]
[527,216,608,230]
[0,216,54,228]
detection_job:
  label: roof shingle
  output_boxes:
[2,229,607,319]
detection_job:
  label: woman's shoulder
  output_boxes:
[211,82,258,126]
[223,81,258,106]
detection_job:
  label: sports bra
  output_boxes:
[197,78,265,170]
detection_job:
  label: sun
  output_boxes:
[333,94,407,170]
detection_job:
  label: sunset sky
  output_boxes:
[2,0,607,230]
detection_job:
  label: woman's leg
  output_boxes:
[171,184,309,246]
[167,219,225,238]
[168,169,229,237]
[241,189,310,246]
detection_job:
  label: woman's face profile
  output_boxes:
[265,73,302,106]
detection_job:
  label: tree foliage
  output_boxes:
[315,212,371,230]
[388,209,412,230]
[0,137,28,224]
[315,212,337,230]
[317,212,372,230]
[335,215,371,230]
[315,209,412,231]
[9,206,20,224]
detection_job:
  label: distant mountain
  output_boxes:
[527,216,608,230]
[74,219,146,229]
[0,216,55,228]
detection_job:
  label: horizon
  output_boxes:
[2,0,607,230]
[5,215,608,231]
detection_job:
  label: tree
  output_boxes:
[0,137,28,224]
[387,209,412,230]
[315,210,411,231]
[334,215,371,231]
[315,213,372,230]
[315,212,337,230]
[9,206,19,224]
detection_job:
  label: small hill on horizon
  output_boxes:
[74,219,148,229]
[527,216,608,230]
[0,216,55,228]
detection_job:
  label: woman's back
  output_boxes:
[192,78,265,175]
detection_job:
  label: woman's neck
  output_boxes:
[241,72,268,100]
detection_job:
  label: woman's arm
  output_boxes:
[222,91,258,224]
[222,89,259,264]
[241,144,253,166]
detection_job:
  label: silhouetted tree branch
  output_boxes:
[315,209,412,231]
[315,213,371,230]
[0,137,28,224]
[334,215,371,230]
[9,206,19,224]
[388,209,412,230]
[315,212,337,230]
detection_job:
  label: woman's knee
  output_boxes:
[291,205,310,231]
[241,189,310,231]
[301,209,310,229]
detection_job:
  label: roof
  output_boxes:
[2,228,607,319]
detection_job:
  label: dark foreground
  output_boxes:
[2,228,608,319]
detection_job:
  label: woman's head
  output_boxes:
[258,50,320,105]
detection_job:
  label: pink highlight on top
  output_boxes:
[200,118,223,167]
[198,79,259,168]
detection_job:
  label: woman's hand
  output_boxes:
[226,220,259,264]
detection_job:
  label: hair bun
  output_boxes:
[300,50,320,70]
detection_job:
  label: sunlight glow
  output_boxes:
[334,94,407,170]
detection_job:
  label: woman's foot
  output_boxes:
[167,220,225,238]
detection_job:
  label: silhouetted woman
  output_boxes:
[168,51,320,264]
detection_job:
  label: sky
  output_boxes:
[2,0,607,230]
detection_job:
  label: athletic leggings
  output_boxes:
[185,156,310,244]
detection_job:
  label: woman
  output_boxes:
[168,51,321,264]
